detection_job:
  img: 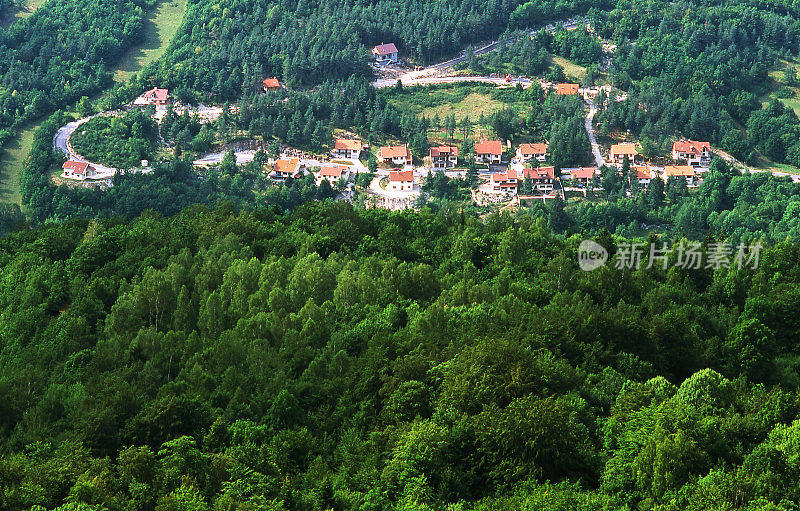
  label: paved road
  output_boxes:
[53,115,118,177]
[373,75,533,89]
[584,98,605,166]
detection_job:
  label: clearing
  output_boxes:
[0,121,40,205]
[388,84,531,122]
[114,0,188,82]
[551,56,587,82]
[0,0,47,29]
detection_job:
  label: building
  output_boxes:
[525,166,556,192]
[379,145,412,166]
[672,140,711,167]
[316,165,350,186]
[516,143,548,163]
[372,43,399,64]
[609,143,639,165]
[664,165,698,186]
[633,166,653,186]
[570,167,598,186]
[475,140,503,165]
[388,169,414,191]
[430,146,459,168]
[62,160,96,180]
[490,167,555,193]
[270,158,304,180]
[556,83,580,95]
[332,139,363,159]
[134,87,169,106]
[263,78,282,93]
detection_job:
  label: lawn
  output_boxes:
[0,121,40,206]
[551,56,587,82]
[388,84,533,123]
[114,0,188,82]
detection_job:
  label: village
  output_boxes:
[53,38,799,211]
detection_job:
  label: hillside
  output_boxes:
[1,203,800,511]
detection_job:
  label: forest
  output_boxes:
[1,202,800,511]
[70,110,160,169]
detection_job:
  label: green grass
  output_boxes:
[0,0,48,29]
[388,84,532,122]
[114,0,188,82]
[550,56,587,82]
[0,121,41,206]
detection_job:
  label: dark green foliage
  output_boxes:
[1,204,800,510]
[70,110,159,169]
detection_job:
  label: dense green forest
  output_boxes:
[2,203,800,510]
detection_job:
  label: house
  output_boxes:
[664,165,698,186]
[316,165,350,186]
[525,166,556,192]
[134,87,169,106]
[516,143,548,163]
[372,43,399,64]
[490,167,555,193]
[270,158,304,180]
[570,167,598,186]
[332,139,363,159]
[62,160,96,180]
[672,140,712,167]
[263,78,282,93]
[379,145,412,166]
[633,166,653,186]
[388,169,414,191]
[609,143,639,165]
[430,146,459,168]
[556,83,580,95]
[475,140,503,165]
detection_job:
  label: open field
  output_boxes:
[114,0,188,82]
[0,0,47,29]
[551,55,587,82]
[0,121,40,205]
[388,84,532,122]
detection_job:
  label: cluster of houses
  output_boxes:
[607,139,713,187]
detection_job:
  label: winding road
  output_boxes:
[585,97,605,166]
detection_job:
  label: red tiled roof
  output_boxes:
[263,78,281,89]
[672,140,710,155]
[373,43,398,56]
[572,167,597,179]
[475,140,503,155]
[523,166,555,179]
[518,143,548,155]
[273,158,300,174]
[633,166,652,179]
[664,165,695,177]
[62,160,90,174]
[430,146,458,157]
[380,145,410,159]
[389,170,413,181]
[334,139,363,151]
[556,83,580,95]
[319,165,348,179]
[141,87,169,102]
[610,143,638,156]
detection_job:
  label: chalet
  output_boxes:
[388,169,414,191]
[525,166,556,192]
[516,143,548,163]
[570,167,598,186]
[664,165,698,187]
[430,146,459,168]
[556,83,580,95]
[633,166,653,186]
[262,78,282,93]
[316,165,350,186]
[609,143,639,165]
[270,158,304,180]
[491,167,555,193]
[379,145,412,166]
[332,139,363,159]
[475,140,503,165]
[134,87,169,106]
[672,140,711,167]
[372,43,399,64]
[62,160,96,180]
